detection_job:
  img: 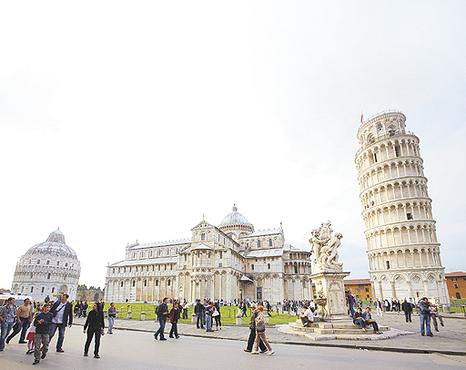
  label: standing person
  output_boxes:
[107,303,117,334]
[251,306,274,355]
[49,294,73,353]
[244,305,267,353]
[82,301,89,318]
[154,298,169,341]
[168,302,180,339]
[346,292,356,317]
[74,302,81,318]
[419,297,433,337]
[0,297,17,352]
[32,303,53,365]
[375,299,383,316]
[6,297,33,344]
[212,306,221,330]
[194,299,205,329]
[205,302,214,332]
[83,303,105,358]
[182,300,189,320]
[402,298,413,323]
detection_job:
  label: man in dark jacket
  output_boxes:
[154,298,169,341]
[49,294,73,353]
[33,304,53,365]
[419,297,433,337]
[244,305,267,353]
[401,299,414,323]
[194,299,205,329]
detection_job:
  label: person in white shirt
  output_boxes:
[300,305,314,327]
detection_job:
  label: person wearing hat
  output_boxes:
[6,297,33,344]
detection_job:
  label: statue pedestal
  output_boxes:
[311,271,350,320]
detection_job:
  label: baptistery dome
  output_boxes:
[218,205,254,238]
[11,229,81,301]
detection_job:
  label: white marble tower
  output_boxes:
[355,111,449,305]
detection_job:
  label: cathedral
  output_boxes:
[105,205,312,303]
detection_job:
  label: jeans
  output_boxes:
[7,318,30,343]
[182,309,188,320]
[404,311,412,322]
[49,323,66,350]
[108,317,115,333]
[349,304,355,317]
[169,322,178,338]
[34,334,49,361]
[84,328,101,355]
[154,320,166,339]
[0,321,15,350]
[420,313,432,336]
[205,314,212,331]
[196,314,204,329]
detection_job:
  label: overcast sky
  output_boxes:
[1,1,465,289]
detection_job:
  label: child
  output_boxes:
[26,322,36,354]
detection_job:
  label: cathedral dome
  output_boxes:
[11,228,81,301]
[25,229,78,259]
[219,205,253,228]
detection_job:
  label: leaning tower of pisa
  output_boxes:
[355,111,449,305]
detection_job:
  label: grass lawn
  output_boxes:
[77,303,298,326]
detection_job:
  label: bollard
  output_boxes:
[141,312,146,321]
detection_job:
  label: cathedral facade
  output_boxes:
[105,206,312,303]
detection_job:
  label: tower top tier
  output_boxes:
[357,111,407,148]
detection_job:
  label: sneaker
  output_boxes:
[251,351,259,355]
[33,360,40,365]
[175,336,180,339]
[160,337,167,341]
[56,348,64,353]
[266,350,275,356]
[94,354,100,359]
[84,353,88,357]
[243,349,251,353]
[41,352,46,359]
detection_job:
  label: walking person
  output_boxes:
[83,303,105,358]
[0,297,17,352]
[49,294,73,353]
[154,297,169,341]
[401,298,413,323]
[6,297,33,344]
[430,304,444,332]
[168,301,180,339]
[32,303,53,365]
[418,297,433,337]
[244,305,267,353]
[107,303,117,334]
[251,306,274,355]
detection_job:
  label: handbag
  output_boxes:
[212,311,219,317]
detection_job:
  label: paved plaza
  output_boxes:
[1,325,466,370]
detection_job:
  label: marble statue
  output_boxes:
[309,221,343,272]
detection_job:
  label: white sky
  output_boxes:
[1,1,465,289]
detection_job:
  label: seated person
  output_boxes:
[300,305,314,327]
[352,308,367,331]
[362,307,382,334]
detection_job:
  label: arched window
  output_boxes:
[52,287,55,293]
[201,233,205,241]
[268,239,272,247]
[132,280,136,287]
[37,260,40,264]
[155,280,159,287]
[251,264,255,271]
[144,280,147,287]
[47,273,51,280]
[46,260,50,265]
[120,281,124,287]
[267,263,271,270]
[257,240,261,248]
[30,273,33,279]
[30,287,34,293]
[57,261,60,266]
[294,263,298,274]
[41,287,45,293]
[168,279,171,286]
